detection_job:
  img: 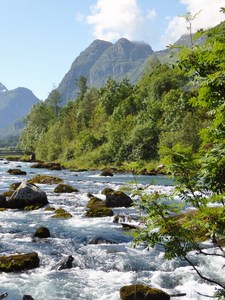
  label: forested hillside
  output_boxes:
[20,18,225,172]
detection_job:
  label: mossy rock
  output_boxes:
[120,285,170,300]
[44,206,56,211]
[100,168,114,176]
[28,175,63,184]
[104,190,133,208]
[52,208,72,219]
[33,226,51,238]
[2,190,14,197]
[0,208,7,212]
[2,182,22,198]
[85,206,114,218]
[86,197,106,209]
[101,188,115,195]
[54,183,79,193]
[0,252,39,272]
[24,205,41,211]
[7,169,27,175]
[86,195,114,217]
[30,162,63,170]
[9,182,22,190]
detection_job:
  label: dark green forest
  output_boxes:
[20,19,225,173]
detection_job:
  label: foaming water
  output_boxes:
[0,159,221,299]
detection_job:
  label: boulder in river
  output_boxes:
[86,196,105,208]
[23,296,34,300]
[0,195,7,208]
[33,226,51,238]
[52,208,73,219]
[86,206,114,218]
[6,182,48,209]
[99,168,114,176]
[28,174,63,184]
[120,284,170,300]
[102,189,133,208]
[0,252,39,272]
[30,162,63,170]
[86,196,114,218]
[9,182,22,190]
[7,168,27,175]
[54,183,79,193]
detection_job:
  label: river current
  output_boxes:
[0,159,223,300]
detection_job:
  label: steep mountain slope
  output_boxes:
[57,38,153,104]
[57,39,113,103]
[89,38,153,87]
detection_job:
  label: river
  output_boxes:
[0,159,223,299]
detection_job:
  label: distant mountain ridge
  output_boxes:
[0,85,40,144]
[0,86,40,128]
[57,38,153,104]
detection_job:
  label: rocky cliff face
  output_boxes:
[57,39,113,103]
[57,38,153,104]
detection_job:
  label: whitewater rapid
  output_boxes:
[0,159,222,299]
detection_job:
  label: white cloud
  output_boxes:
[162,0,225,48]
[75,12,85,23]
[86,0,144,41]
[147,9,157,20]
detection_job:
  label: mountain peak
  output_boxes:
[113,37,153,60]
[57,38,153,103]
[89,39,113,48]
[0,82,8,93]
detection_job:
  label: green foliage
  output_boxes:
[46,89,62,117]
[76,75,88,99]
[133,16,225,293]
[19,101,55,153]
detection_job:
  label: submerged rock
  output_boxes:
[0,252,39,272]
[58,255,74,270]
[87,236,118,245]
[6,182,48,209]
[120,285,170,300]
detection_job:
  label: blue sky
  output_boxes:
[0,0,224,100]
